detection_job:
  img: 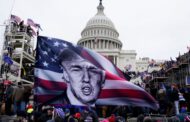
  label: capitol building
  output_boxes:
[77,0,137,71]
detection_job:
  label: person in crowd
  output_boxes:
[108,114,116,122]
[84,115,93,122]
[143,116,152,122]
[37,106,54,122]
[27,25,33,37]
[137,114,144,122]
[13,82,25,116]
[59,48,105,106]
[157,85,167,114]
[185,115,190,122]
[64,108,76,122]
[74,112,82,122]
[171,84,180,115]
[4,81,14,115]
[26,103,34,122]
[115,116,125,122]
[19,20,25,32]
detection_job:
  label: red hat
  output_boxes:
[74,113,81,119]
[27,104,33,109]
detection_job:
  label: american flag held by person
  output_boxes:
[10,14,22,24]
[34,36,158,109]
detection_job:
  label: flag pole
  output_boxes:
[9,0,16,18]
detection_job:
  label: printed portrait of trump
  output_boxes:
[59,48,105,106]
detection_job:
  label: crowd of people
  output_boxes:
[1,17,190,122]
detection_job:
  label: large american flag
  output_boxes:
[34,36,158,109]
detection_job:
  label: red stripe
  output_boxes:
[81,50,103,69]
[35,77,67,90]
[35,95,58,103]
[99,89,155,102]
[105,71,125,81]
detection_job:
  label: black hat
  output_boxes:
[59,48,83,63]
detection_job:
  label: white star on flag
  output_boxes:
[54,55,58,60]
[62,43,68,47]
[51,58,56,62]
[43,61,49,67]
[47,37,52,40]
[54,41,60,47]
[38,45,41,49]
[42,51,48,55]
[47,48,51,52]
[60,49,64,53]
[60,66,63,70]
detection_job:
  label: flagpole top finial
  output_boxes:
[100,0,102,5]
[97,0,104,14]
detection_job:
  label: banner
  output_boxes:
[34,36,158,109]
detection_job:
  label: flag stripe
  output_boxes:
[96,98,158,109]
[27,18,37,28]
[99,89,154,102]
[35,77,67,90]
[35,88,153,101]
[35,68,63,81]
[35,87,65,95]
[105,71,126,81]
[35,95,64,104]
[11,14,21,23]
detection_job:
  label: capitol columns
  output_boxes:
[113,55,118,65]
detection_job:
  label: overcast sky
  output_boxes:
[1,0,190,60]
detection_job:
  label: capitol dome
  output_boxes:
[78,0,123,50]
[86,7,115,30]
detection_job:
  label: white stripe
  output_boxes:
[104,79,144,91]
[35,68,64,82]
[96,98,158,109]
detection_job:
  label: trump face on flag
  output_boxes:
[35,36,158,109]
[59,48,105,106]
